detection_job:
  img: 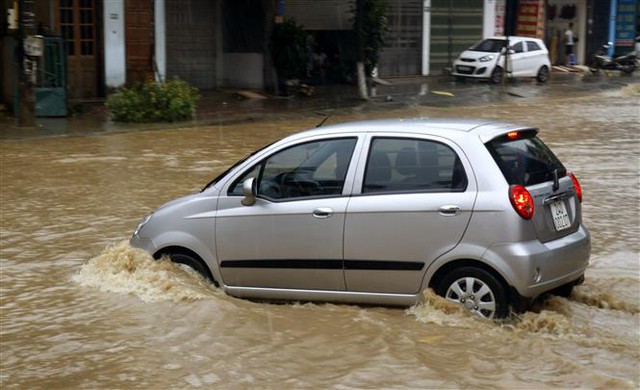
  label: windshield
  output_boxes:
[486,132,566,186]
[469,39,506,53]
[201,141,274,191]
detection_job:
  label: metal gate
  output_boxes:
[378,0,424,77]
[429,0,484,75]
[36,37,67,117]
[165,0,217,89]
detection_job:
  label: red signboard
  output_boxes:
[516,0,545,38]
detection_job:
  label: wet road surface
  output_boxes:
[1,84,639,388]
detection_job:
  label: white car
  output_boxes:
[451,36,551,83]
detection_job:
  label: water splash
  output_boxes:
[510,309,574,336]
[407,289,477,328]
[72,241,218,302]
[570,285,640,314]
[409,289,577,336]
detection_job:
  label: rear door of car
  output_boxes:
[485,130,582,243]
[523,40,546,76]
[343,134,476,294]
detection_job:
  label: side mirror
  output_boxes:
[241,177,257,206]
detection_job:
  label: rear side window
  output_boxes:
[362,137,468,194]
[527,41,542,51]
[486,132,566,186]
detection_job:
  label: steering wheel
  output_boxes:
[278,171,323,197]
[259,181,283,199]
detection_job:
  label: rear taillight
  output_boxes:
[568,172,582,202]
[509,185,535,220]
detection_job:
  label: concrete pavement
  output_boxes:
[1,71,637,140]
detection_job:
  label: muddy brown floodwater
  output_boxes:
[1,86,639,389]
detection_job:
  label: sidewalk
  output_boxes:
[1,71,637,140]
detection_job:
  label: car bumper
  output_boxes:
[486,225,590,299]
[130,234,155,254]
[451,62,493,78]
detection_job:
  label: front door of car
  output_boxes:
[343,136,476,294]
[508,41,527,76]
[215,137,359,291]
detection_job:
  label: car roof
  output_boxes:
[288,118,537,144]
[488,36,543,42]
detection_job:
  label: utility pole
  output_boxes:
[17,0,37,127]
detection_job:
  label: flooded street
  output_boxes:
[1,86,639,388]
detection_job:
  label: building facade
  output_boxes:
[1,0,638,116]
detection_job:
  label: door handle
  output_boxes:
[312,207,333,219]
[439,205,461,216]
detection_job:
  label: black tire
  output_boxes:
[436,266,509,319]
[547,282,574,298]
[162,251,217,285]
[620,63,637,74]
[536,65,550,83]
[490,66,504,84]
[589,59,601,74]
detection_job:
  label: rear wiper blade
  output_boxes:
[552,169,560,192]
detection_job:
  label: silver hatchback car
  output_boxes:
[131,119,590,318]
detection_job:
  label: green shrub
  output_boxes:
[106,78,200,123]
[269,18,310,80]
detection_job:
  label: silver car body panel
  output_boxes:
[343,132,477,294]
[130,118,590,306]
[225,286,420,306]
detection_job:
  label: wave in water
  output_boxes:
[72,241,219,302]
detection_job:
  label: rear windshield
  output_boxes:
[469,39,506,53]
[486,132,566,186]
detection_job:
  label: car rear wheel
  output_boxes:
[490,66,504,84]
[436,267,509,319]
[536,65,550,83]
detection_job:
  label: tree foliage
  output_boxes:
[353,0,390,76]
[269,18,310,80]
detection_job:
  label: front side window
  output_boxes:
[362,138,468,194]
[511,42,524,53]
[229,138,357,200]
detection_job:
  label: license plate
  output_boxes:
[550,201,571,231]
[457,66,472,72]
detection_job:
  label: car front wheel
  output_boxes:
[436,267,509,319]
[490,66,504,84]
[156,250,217,286]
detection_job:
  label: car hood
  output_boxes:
[155,186,219,213]
[458,50,498,60]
